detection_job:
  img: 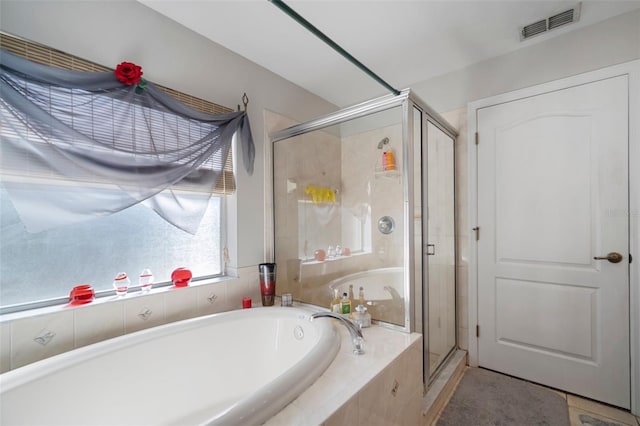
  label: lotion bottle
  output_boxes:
[341,292,351,315]
[330,289,341,313]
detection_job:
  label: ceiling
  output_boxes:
[139,0,640,107]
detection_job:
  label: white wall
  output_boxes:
[423,9,639,414]
[412,9,640,113]
[0,0,338,268]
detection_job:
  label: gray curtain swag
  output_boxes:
[0,49,255,234]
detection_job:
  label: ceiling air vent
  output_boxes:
[548,8,576,30]
[520,3,581,41]
[521,19,547,39]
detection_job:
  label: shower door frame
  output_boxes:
[410,97,459,385]
[269,90,458,382]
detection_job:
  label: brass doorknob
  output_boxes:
[593,252,623,263]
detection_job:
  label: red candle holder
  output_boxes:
[171,267,192,288]
[69,285,94,305]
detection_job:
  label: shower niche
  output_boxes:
[270,90,457,383]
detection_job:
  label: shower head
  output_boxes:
[377,137,389,149]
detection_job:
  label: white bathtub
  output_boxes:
[0,307,340,426]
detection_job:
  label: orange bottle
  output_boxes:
[384,150,396,171]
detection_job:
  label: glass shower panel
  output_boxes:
[426,120,456,376]
[273,106,407,326]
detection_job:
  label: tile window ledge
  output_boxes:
[0,274,238,323]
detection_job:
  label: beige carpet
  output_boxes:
[437,367,570,426]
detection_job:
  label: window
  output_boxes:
[0,33,243,312]
[0,187,223,309]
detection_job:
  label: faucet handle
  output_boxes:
[352,336,365,355]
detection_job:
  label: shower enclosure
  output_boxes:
[270,89,457,384]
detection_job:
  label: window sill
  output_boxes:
[0,275,237,323]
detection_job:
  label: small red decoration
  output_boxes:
[114,61,143,86]
[69,284,94,305]
[171,267,192,288]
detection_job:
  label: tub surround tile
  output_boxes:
[11,309,74,369]
[399,388,427,426]
[226,266,258,309]
[292,373,358,422]
[1,276,255,372]
[74,300,124,348]
[124,292,165,334]
[266,323,422,426]
[267,402,306,426]
[196,282,227,316]
[0,321,10,373]
[358,366,397,425]
[356,343,423,426]
[164,286,198,323]
[324,396,358,426]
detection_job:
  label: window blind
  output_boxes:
[0,32,236,194]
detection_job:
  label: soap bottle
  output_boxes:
[341,292,351,316]
[383,150,396,171]
[330,289,341,313]
[353,304,372,328]
[358,286,366,307]
[348,285,355,317]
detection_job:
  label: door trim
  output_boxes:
[467,59,640,415]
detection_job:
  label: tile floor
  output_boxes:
[563,393,640,426]
[434,369,640,426]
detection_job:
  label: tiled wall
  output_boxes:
[267,106,470,347]
[324,335,424,425]
[0,266,261,372]
[342,124,405,269]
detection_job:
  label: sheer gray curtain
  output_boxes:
[0,49,254,234]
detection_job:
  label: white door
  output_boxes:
[477,75,630,408]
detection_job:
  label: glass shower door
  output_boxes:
[425,120,456,377]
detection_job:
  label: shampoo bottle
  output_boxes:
[330,289,341,313]
[383,150,396,171]
[341,292,351,315]
[348,285,355,317]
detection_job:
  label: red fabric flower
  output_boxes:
[114,61,143,86]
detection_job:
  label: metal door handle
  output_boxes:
[593,252,623,263]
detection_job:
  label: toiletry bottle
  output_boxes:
[331,289,341,313]
[341,292,351,315]
[353,304,371,328]
[348,284,355,318]
[384,150,396,171]
[359,286,366,307]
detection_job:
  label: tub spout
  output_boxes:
[384,285,403,304]
[311,312,365,355]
